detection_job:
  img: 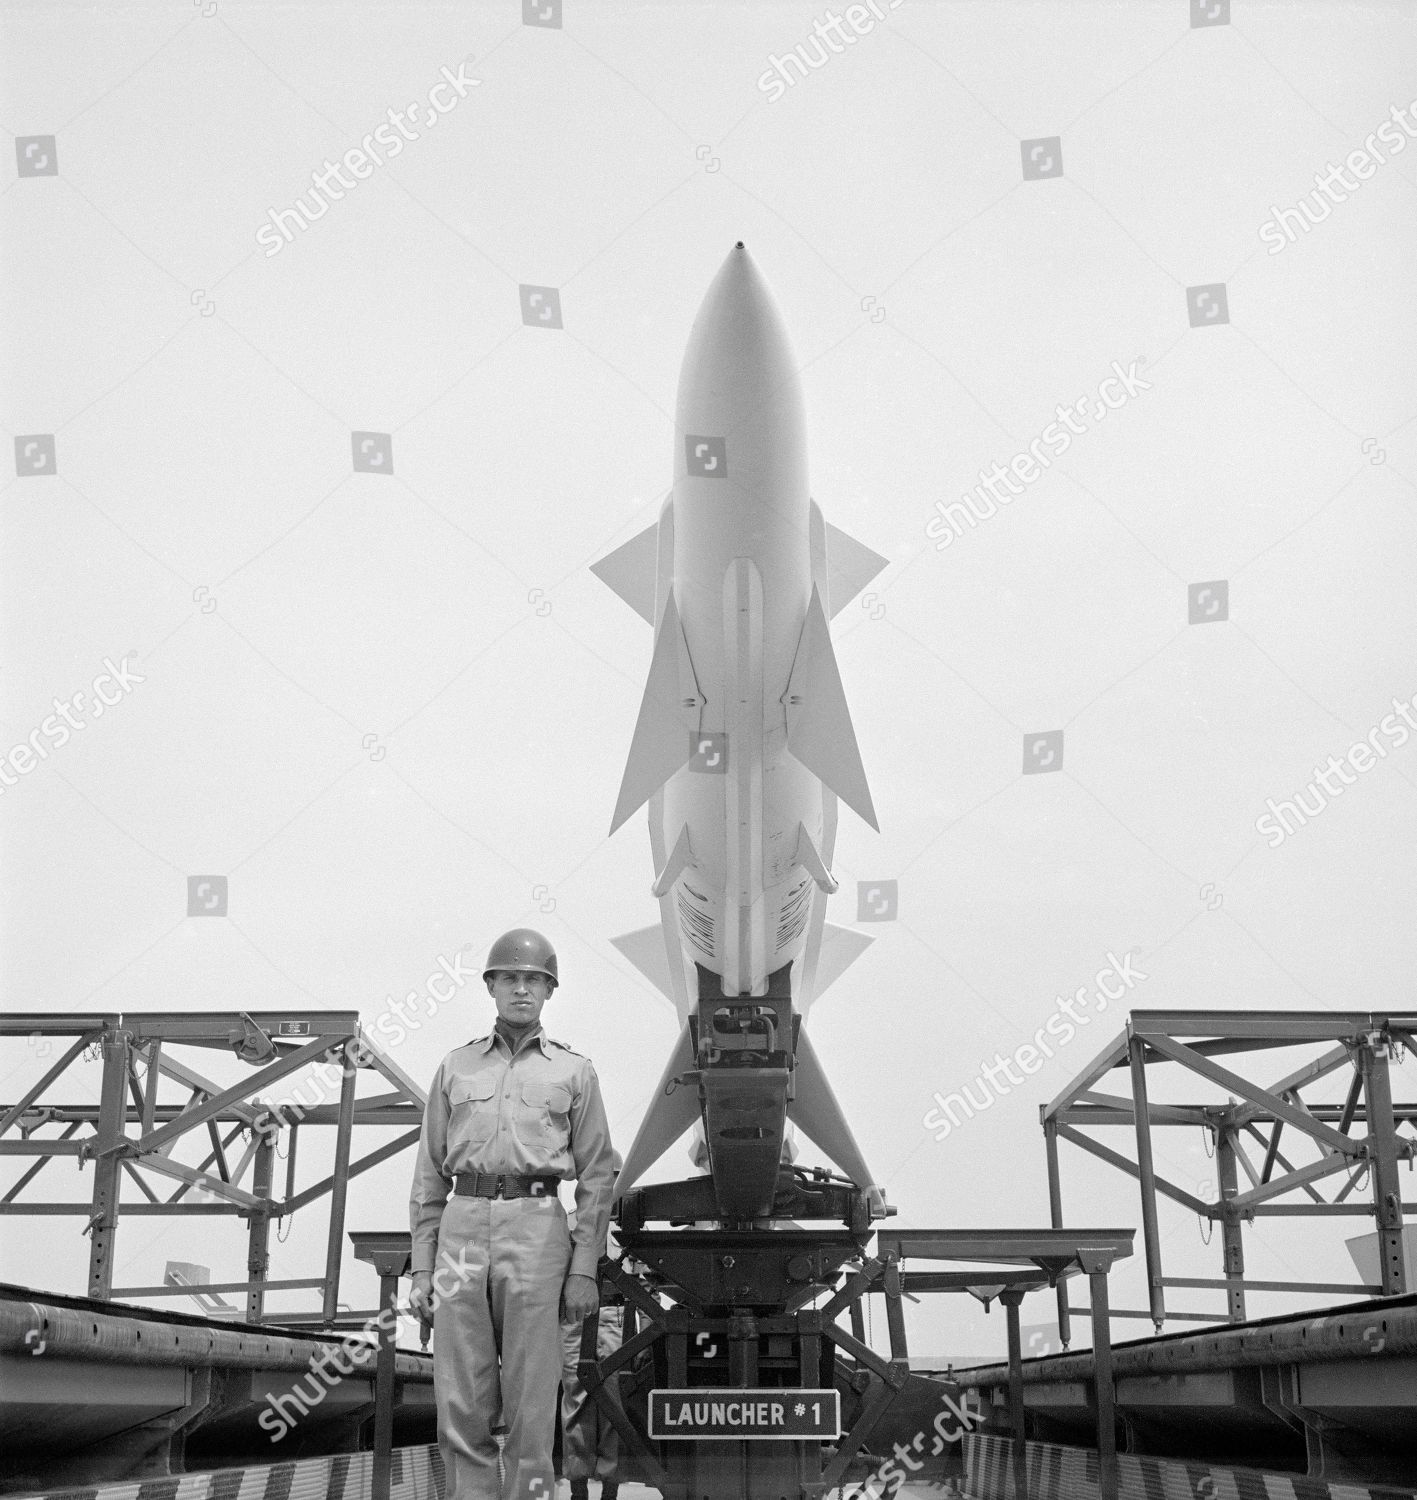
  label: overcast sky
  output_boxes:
[3,0,1416,1360]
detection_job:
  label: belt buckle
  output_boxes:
[493,1174,506,1199]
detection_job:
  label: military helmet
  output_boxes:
[483,928,558,988]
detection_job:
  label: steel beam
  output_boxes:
[1160,1276,1373,1295]
[2,1120,81,1201]
[87,1029,129,1299]
[1044,1116,1071,1349]
[0,1033,94,1137]
[1,1011,430,1331]
[1041,1034,1130,1121]
[1215,1121,1246,1322]
[1127,1035,1166,1330]
[1227,1149,1356,1211]
[248,1129,274,1320]
[0,1201,234,1214]
[1001,1288,1028,1500]
[322,1040,358,1322]
[1236,1043,1354,1127]
[1053,1123,1209,1215]
[877,1228,1134,1265]
[1077,1247,1119,1500]
[1142,1033,1356,1154]
[1361,1033,1408,1295]
[1129,1010,1417,1041]
[282,1127,421,1215]
[109,1276,323,1296]
[1040,1009,1417,1351]
[134,1034,341,1156]
[1239,1121,1328,1204]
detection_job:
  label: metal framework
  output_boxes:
[0,1011,427,1324]
[1042,1009,1417,1334]
[567,1223,1134,1500]
[876,1229,1134,1500]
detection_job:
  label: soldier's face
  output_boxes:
[488,969,553,1027]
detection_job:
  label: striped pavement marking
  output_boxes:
[10,1444,444,1500]
[964,1434,1417,1500]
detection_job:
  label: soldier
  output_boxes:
[410,929,616,1500]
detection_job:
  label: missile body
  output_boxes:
[595,245,888,1217]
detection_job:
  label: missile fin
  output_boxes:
[813,922,873,999]
[648,785,694,1020]
[783,585,879,830]
[613,1021,700,1200]
[793,822,838,895]
[823,517,888,618]
[650,824,695,898]
[794,790,838,1011]
[790,1029,883,1199]
[610,924,676,1005]
[590,522,658,625]
[610,590,701,834]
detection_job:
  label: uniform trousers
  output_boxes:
[559,1306,623,1482]
[434,1193,571,1500]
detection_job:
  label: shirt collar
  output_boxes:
[478,1020,548,1057]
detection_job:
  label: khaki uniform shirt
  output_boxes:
[409,1025,616,1278]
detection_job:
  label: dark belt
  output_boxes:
[453,1172,559,1199]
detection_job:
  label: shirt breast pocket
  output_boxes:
[449,1076,499,1145]
[515,1079,572,1150]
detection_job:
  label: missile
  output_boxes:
[594,244,891,1219]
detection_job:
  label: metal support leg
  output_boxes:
[349,1236,412,1500]
[726,1310,757,1500]
[1127,1035,1166,1330]
[322,1042,358,1322]
[727,1308,758,1384]
[1001,1289,1028,1500]
[247,1131,274,1321]
[88,1028,130,1299]
[1079,1254,1118,1500]
[1044,1117,1071,1348]
[799,1310,824,1500]
[1362,1032,1408,1295]
[139,1040,161,1135]
[372,1268,399,1500]
[883,1256,909,1361]
[1216,1120,1246,1322]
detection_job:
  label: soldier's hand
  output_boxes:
[409,1271,436,1330]
[561,1272,599,1323]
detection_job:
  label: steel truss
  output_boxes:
[0,1011,427,1324]
[572,1223,1132,1500]
[1042,1009,1417,1333]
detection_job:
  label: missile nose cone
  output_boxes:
[683,243,790,374]
[676,242,803,457]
